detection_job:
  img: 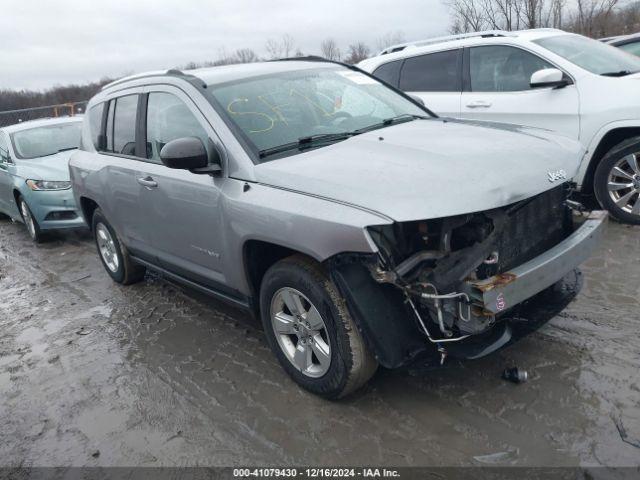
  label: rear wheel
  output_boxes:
[594,138,640,224]
[259,255,377,399]
[92,208,145,284]
[18,196,43,243]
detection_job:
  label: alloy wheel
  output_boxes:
[20,200,36,240]
[607,153,640,217]
[270,287,331,378]
[95,223,120,273]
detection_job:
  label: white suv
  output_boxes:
[359,29,640,224]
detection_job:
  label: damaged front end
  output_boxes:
[329,185,607,368]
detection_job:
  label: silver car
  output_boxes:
[69,59,606,398]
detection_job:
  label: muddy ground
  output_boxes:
[0,217,638,467]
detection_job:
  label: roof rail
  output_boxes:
[101,69,192,91]
[379,30,514,55]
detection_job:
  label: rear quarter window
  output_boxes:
[88,103,104,149]
[373,60,403,87]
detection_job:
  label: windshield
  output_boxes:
[535,34,640,75]
[11,122,82,160]
[207,66,429,161]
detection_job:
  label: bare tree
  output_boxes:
[446,0,619,34]
[265,34,297,59]
[375,31,406,52]
[573,0,619,36]
[344,42,371,64]
[234,48,259,63]
[321,38,342,61]
[281,34,295,58]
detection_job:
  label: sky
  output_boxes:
[0,0,450,91]
[0,0,449,90]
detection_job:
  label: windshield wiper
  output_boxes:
[601,70,636,77]
[352,114,429,135]
[258,132,356,159]
[258,114,430,159]
[57,147,78,152]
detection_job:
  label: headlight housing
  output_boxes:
[26,180,71,191]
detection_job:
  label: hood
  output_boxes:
[254,119,584,222]
[15,150,75,182]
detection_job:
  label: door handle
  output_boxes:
[137,176,158,189]
[466,100,492,108]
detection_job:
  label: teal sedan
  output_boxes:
[0,117,86,242]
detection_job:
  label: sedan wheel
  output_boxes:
[270,287,332,378]
[19,198,42,242]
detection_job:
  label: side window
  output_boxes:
[470,46,554,92]
[399,49,461,92]
[0,133,10,163]
[88,103,104,149]
[373,60,402,87]
[112,95,139,156]
[146,92,210,162]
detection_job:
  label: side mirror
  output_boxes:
[160,136,213,171]
[530,68,570,89]
[409,94,425,106]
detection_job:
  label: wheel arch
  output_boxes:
[242,239,320,315]
[583,126,640,196]
[78,196,100,229]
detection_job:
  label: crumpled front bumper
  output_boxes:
[461,210,608,315]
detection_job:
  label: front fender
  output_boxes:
[579,120,640,187]
[221,180,390,295]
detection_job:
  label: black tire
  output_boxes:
[18,196,44,243]
[594,137,640,225]
[91,208,145,284]
[259,255,377,399]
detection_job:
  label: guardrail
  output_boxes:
[0,102,88,128]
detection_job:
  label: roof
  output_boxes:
[102,59,341,92]
[607,32,640,45]
[360,28,569,70]
[378,28,566,55]
[1,115,83,133]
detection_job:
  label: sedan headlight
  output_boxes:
[26,180,71,191]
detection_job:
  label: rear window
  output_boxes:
[399,50,461,92]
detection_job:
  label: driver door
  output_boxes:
[460,45,580,140]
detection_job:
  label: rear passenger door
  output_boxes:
[96,92,157,260]
[394,49,463,118]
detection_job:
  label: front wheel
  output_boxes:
[594,138,640,224]
[18,196,43,243]
[92,208,146,284]
[259,255,377,399]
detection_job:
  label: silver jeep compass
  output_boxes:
[69,58,606,398]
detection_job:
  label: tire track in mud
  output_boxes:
[0,218,638,466]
